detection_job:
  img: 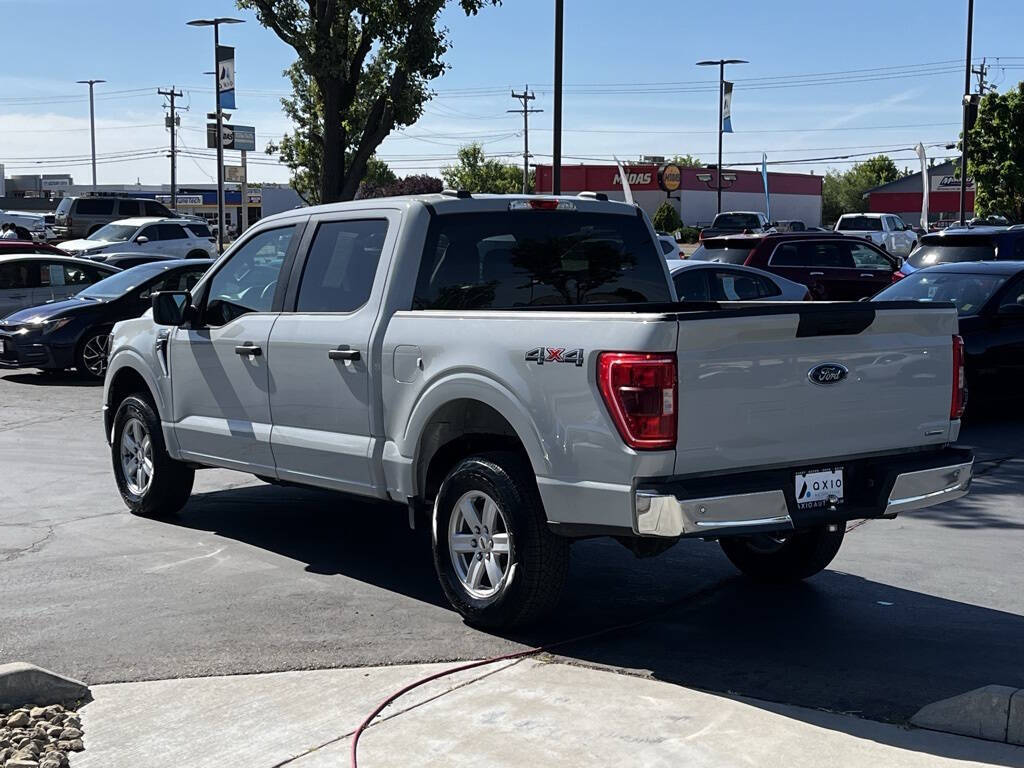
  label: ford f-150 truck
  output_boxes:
[103,193,973,628]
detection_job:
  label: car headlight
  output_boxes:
[25,317,73,335]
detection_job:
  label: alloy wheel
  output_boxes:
[120,417,154,496]
[81,334,110,378]
[448,490,512,599]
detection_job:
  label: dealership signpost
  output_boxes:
[696,59,747,215]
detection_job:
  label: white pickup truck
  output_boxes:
[103,193,973,628]
[834,212,918,257]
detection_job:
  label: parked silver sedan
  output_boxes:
[669,259,810,302]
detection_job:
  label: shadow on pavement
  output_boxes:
[0,370,97,387]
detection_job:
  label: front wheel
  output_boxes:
[76,331,110,381]
[111,395,194,518]
[719,525,844,583]
[432,453,569,628]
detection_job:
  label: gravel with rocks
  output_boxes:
[0,704,83,768]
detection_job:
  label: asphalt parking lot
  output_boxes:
[2,369,1023,727]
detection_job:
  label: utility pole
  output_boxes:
[959,0,975,226]
[240,150,249,234]
[158,86,183,210]
[552,0,563,195]
[508,86,542,194]
[696,59,748,214]
[76,79,106,191]
[972,57,989,94]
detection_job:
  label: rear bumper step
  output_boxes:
[634,447,973,538]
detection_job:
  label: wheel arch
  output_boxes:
[104,356,165,441]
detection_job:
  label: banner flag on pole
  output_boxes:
[217,45,236,110]
[915,143,929,230]
[722,81,734,133]
[613,155,634,205]
[762,153,771,222]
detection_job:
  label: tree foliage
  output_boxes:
[652,200,682,232]
[670,154,704,168]
[441,143,527,194]
[966,83,1024,221]
[821,155,903,224]
[239,0,499,204]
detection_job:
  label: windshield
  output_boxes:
[689,240,754,265]
[837,216,883,231]
[874,271,1005,316]
[713,213,761,229]
[87,223,139,242]
[78,263,166,299]
[907,240,996,268]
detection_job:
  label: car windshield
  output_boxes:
[689,240,754,264]
[88,223,138,242]
[713,213,761,229]
[837,216,883,231]
[907,240,997,268]
[873,271,1006,316]
[77,263,166,299]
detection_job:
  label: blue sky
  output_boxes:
[2,0,1023,186]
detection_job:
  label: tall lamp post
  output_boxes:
[187,16,243,252]
[696,58,747,214]
[76,79,106,191]
[959,0,975,226]
[552,0,564,195]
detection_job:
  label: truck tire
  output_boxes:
[111,395,194,518]
[432,452,569,628]
[719,525,844,583]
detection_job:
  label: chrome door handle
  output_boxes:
[860,273,876,278]
[234,344,262,357]
[809,271,825,276]
[328,348,360,361]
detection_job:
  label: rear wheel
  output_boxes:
[186,250,208,259]
[719,525,844,583]
[432,452,569,628]
[111,395,194,518]
[76,331,110,381]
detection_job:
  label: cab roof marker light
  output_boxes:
[509,199,577,211]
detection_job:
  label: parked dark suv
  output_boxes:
[689,232,899,300]
[898,226,1024,279]
[53,197,175,240]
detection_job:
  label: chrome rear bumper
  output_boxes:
[635,454,973,538]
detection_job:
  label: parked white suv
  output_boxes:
[834,213,918,257]
[60,217,217,259]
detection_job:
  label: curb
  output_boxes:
[910,685,1024,746]
[0,662,91,709]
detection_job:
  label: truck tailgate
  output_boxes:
[673,303,958,476]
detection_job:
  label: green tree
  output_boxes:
[441,143,526,193]
[652,200,682,232]
[239,0,499,204]
[670,154,704,168]
[966,83,1024,221]
[821,154,902,224]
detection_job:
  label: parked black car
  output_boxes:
[873,260,1024,406]
[0,259,211,380]
[899,226,1024,278]
[83,252,200,270]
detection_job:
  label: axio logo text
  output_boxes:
[613,172,652,186]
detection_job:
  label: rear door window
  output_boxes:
[76,198,115,216]
[295,219,388,313]
[848,243,892,270]
[0,262,32,289]
[61,262,106,286]
[709,269,780,300]
[157,223,187,240]
[145,200,172,217]
[118,200,141,217]
[672,268,709,301]
[186,223,213,239]
[771,241,854,268]
[413,211,670,309]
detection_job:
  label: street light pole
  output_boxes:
[188,16,243,253]
[552,0,563,195]
[76,79,105,191]
[696,58,748,215]
[959,0,975,226]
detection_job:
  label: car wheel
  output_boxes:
[719,525,845,583]
[75,331,111,381]
[186,250,208,259]
[111,395,194,518]
[432,452,570,628]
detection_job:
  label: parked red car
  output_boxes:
[688,232,899,300]
[0,240,69,257]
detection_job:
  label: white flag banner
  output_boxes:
[613,155,634,206]
[915,143,929,230]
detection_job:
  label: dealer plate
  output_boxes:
[795,467,844,509]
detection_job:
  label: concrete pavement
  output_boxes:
[73,659,1024,768]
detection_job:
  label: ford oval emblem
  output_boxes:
[808,363,849,386]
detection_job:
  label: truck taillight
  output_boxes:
[892,270,905,282]
[951,335,966,419]
[597,352,677,450]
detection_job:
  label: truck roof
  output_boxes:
[258,193,642,228]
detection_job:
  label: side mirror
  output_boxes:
[135,235,149,244]
[893,256,904,270]
[152,291,194,326]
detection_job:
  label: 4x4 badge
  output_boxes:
[525,347,585,367]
